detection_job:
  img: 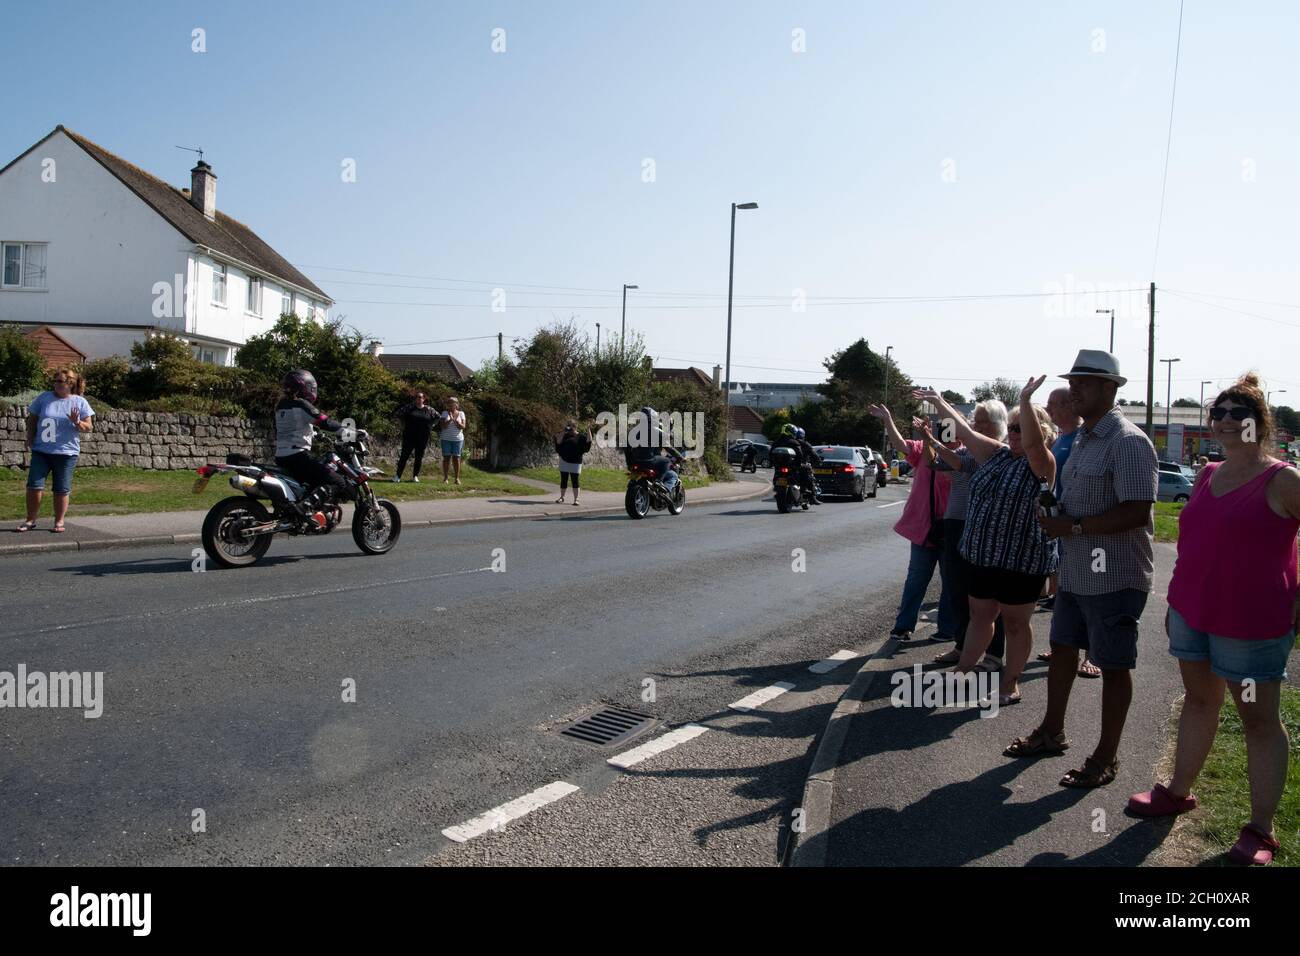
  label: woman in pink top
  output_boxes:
[868,403,954,641]
[1128,374,1300,866]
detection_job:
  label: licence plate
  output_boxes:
[814,468,833,476]
[774,478,789,486]
[192,476,210,494]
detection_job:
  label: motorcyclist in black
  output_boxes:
[274,369,350,514]
[795,426,824,504]
[624,406,684,491]
[770,423,819,505]
[741,443,758,473]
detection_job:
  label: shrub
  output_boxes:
[134,395,246,417]
[0,325,47,395]
[78,356,130,406]
[475,392,564,468]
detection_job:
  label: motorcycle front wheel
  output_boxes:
[201,495,274,568]
[667,483,685,515]
[353,498,402,554]
[625,482,650,519]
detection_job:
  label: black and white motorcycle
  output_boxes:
[194,429,400,568]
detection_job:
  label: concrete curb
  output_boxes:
[0,484,770,558]
[789,632,905,867]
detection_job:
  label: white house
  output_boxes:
[0,125,331,366]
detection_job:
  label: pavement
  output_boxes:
[791,542,1292,866]
[0,470,768,556]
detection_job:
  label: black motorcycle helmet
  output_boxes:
[282,369,318,404]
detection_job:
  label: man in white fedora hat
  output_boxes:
[1004,350,1159,790]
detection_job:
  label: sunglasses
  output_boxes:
[1209,406,1253,422]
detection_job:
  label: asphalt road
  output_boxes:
[1,475,918,865]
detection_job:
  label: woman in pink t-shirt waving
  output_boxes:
[1128,374,1300,866]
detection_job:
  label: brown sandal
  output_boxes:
[1004,727,1069,758]
[1060,756,1119,788]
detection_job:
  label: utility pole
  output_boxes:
[883,346,894,405]
[498,332,503,361]
[595,322,601,351]
[621,284,637,358]
[1145,283,1156,438]
[1161,356,1180,458]
[1200,379,1212,452]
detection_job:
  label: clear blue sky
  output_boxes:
[3,1,1297,406]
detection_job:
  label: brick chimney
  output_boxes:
[367,340,383,357]
[190,161,217,220]
[713,365,722,388]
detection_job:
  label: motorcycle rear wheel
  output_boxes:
[625,482,650,519]
[201,496,274,568]
[776,488,791,513]
[667,483,685,515]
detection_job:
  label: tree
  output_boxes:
[0,325,48,395]
[1172,397,1200,408]
[508,321,588,416]
[971,378,1021,408]
[941,389,967,405]
[581,332,652,422]
[237,314,400,426]
[1275,405,1299,436]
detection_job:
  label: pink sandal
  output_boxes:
[1127,783,1197,817]
[1228,823,1280,866]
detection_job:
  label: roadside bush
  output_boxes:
[78,356,130,406]
[134,395,247,417]
[475,392,564,468]
[0,325,47,395]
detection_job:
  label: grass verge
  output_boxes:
[1154,501,1183,543]
[1175,687,1299,866]
[1,462,542,520]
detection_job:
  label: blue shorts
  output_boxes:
[27,450,79,495]
[1166,606,1294,684]
[1049,588,1149,671]
[440,438,464,458]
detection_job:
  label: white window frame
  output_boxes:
[246,275,262,315]
[281,289,292,316]
[1,242,48,290]
[211,262,227,307]
[301,298,314,319]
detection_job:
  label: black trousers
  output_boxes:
[396,435,428,478]
[942,518,1006,659]
[275,452,347,502]
[560,471,581,491]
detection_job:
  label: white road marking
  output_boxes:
[608,724,709,769]
[729,681,796,712]
[808,650,856,673]
[441,781,580,843]
[876,500,905,508]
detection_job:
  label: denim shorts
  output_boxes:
[1050,588,1150,671]
[27,450,79,495]
[1166,606,1294,684]
[440,438,464,457]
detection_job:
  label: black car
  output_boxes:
[811,446,871,501]
[728,441,770,467]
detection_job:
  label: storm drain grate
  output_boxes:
[560,706,658,747]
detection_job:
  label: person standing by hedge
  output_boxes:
[17,367,94,534]
[392,390,437,483]
[554,421,592,505]
[438,396,467,485]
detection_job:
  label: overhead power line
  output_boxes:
[1151,0,1186,275]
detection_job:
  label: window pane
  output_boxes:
[22,244,46,288]
[247,276,260,313]
[212,263,225,304]
[3,244,20,286]
[281,290,291,315]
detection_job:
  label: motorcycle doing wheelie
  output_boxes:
[194,428,401,568]
[625,454,686,519]
[770,445,813,513]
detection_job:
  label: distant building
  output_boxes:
[14,323,86,368]
[0,125,332,366]
[728,404,766,443]
[652,366,719,391]
[728,380,825,411]
[373,346,473,382]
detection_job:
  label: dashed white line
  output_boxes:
[808,650,856,674]
[876,500,905,508]
[729,682,796,712]
[441,781,580,843]
[607,724,709,769]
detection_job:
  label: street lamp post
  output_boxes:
[620,284,637,357]
[1160,357,1180,458]
[1096,309,1115,353]
[1268,389,1287,410]
[1199,379,1212,450]
[883,345,894,404]
[723,202,758,410]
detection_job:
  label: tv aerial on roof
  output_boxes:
[175,145,205,162]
